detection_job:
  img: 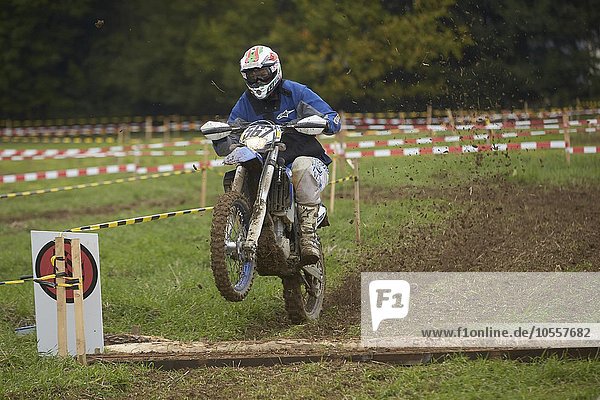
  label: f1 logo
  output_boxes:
[369,280,410,331]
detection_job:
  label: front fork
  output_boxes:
[230,164,246,194]
[241,146,280,260]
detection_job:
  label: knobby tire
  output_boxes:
[210,191,255,302]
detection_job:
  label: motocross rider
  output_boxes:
[210,45,342,265]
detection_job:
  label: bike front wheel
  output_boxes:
[210,191,255,301]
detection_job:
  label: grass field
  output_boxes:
[1,131,599,399]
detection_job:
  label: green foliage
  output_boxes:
[0,319,138,399]
[268,0,471,111]
[0,0,94,118]
[449,0,600,109]
[84,0,202,116]
[183,0,280,114]
[0,0,598,118]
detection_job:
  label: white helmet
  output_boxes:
[240,45,282,100]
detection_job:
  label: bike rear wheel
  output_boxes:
[210,191,255,301]
[282,246,325,323]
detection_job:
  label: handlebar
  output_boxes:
[201,116,328,139]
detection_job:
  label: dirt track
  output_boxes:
[322,180,600,334]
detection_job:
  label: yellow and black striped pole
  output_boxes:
[329,175,357,185]
[67,206,214,232]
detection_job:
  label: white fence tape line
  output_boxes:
[520,142,537,150]
[403,148,421,156]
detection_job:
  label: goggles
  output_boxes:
[243,67,273,84]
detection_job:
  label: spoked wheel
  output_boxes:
[210,191,255,301]
[282,245,325,324]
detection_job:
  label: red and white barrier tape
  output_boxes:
[3,128,598,164]
[0,159,224,184]
[345,118,598,130]
[133,160,223,175]
[2,143,597,185]
[567,146,600,154]
[0,145,130,158]
[340,142,600,159]
[4,125,596,157]
[2,116,598,137]
[0,149,207,161]
[0,138,207,158]
[344,119,598,133]
[333,127,598,139]
[4,126,590,161]
[346,109,600,123]
[322,130,579,152]
[0,164,137,184]
[0,121,205,137]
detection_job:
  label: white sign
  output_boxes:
[361,272,600,348]
[31,231,104,355]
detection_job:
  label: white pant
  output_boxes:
[291,156,329,205]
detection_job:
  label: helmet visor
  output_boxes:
[243,67,273,85]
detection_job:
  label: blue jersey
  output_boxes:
[214,80,341,165]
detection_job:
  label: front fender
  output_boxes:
[224,146,263,165]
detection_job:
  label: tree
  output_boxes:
[449,0,600,109]
[1,0,598,119]
[0,0,94,119]
[266,0,471,112]
[84,0,201,116]
[182,0,281,115]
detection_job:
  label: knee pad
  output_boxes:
[291,156,329,204]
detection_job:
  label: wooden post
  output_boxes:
[173,115,181,137]
[71,239,87,365]
[426,104,432,126]
[133,143,140,167]
[486,115,493,146]
[353,160,361,245]
[200,142,209,207]
[55,237,68,357]
[446,109,455,130]
[338,112,348,200]
[163,117,170,142]
[563,113,571,165]
[117,125,124,164]
[329,155,337,213]
[145,116,153,141]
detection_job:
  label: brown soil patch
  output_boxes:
[325,181,600,329]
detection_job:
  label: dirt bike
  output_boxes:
[200,116,330,323]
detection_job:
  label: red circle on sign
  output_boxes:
[35,239,98,303]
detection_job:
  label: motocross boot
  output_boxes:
[297,203,320,265]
